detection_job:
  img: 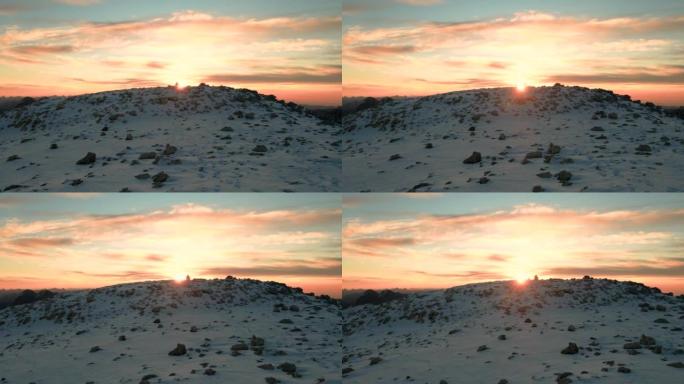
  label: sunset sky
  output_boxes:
[343,0,684,105]
[343,194,684,294]
[0,0,341,105]
[0,194,341,297]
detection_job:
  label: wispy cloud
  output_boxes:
[343,8,684,104]
[0,202,340,294]
[343,202,684,290]
[0,8,341,104]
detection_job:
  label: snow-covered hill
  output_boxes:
[342,85,684,192]
[0,277,341,383]
[0,85,340,192]
[342,277,684,383]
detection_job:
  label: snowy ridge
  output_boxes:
[342,277,684,383]
[0,85,340,192]
[0,277,341,383]
[342,85,684,192]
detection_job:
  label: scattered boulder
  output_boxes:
[152,172,168,185]
[463,151,482,164]
[76,152,96,165]
[168,343,187,356]
[278,362,297,375]
[163,144,177,156]
[561,342,579,354]
[556,170,572,183]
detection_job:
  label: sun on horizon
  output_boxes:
[343,0,684,106]
[0,0,341,106]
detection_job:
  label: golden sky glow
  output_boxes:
[343,194,684,294]
[0,1,341,105]
[0,194,341,297]
[343,1,684,105]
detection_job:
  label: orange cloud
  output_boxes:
[343,204,684,291]
[0,10,341,104]
[343,10,684,104]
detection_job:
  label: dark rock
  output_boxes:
[640,335,656,346]
[76,152,96,165]
[556,170,572,182]
[278,362,297,374]
[152,172,168,184]
[463,151,482,164]
[252,145,268,153]
[561,342,579,354]
[525,151,543,159]
[168,343,187,356]
[163,144,177,156]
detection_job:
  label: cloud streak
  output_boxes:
[343,200,684,291]
[0,7,341,104]
[343,8,684,104]
[0,200,341,295]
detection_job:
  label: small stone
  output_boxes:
[76,152,96,165]
[561,342,579,354]
[152,172,168,184]
[463,151,482,164]
[168,343,187,356]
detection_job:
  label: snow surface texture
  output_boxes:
[342,85,684,192]
[343,278,684,384]
[0,85,340,192]
[0,277,341,383]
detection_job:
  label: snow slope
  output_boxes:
[0,85,340,192]
[342,85,684,192]
[342,277,684,384]
[0,277,341,383]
